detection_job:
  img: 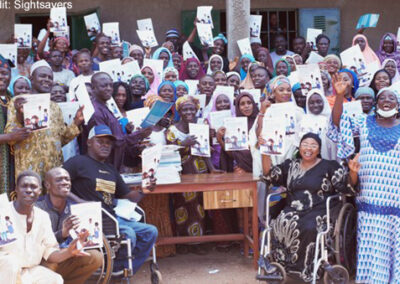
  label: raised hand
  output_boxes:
[259,99,271,114]
[73,105,85,126]
[181,135,198,147]
[332,73,350,98]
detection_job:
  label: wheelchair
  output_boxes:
[92,207,162,284]
[256,191,357,284]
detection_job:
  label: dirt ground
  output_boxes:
[102,243,356,284]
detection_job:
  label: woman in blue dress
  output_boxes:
[329,73,400,284]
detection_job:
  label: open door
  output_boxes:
[70,7,100,50]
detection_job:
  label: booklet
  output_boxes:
[197,6,213,28]
[106,97,122,119]
[126,107,150,131]
[306,28,323,51]
[50,7,67,32]
[70,202,102,249]
[185,80,199,96]
[137,30,158,48]
[143,58,163,79]
[343,100,363,119]
[265,102,298,137]
[209,109,231,130]
[58,101,79,125]
[14,24,32,48]
[0,193,17,247]
[356,14,379,30]
[192,94,206,118]
[21,93,50,130]
[296,63,324,96]
[183,41,199,61]
[0,44,17,67]
[53,26,70,43]
[298,114,328,139]
[249,15,262,38]
[189,123,210,157]
[340,45,368,79]
[358,61,380,87]
[224,117,248,151]
[75,83,95,124]
[237,37,253,56]
[305,51,324,64]
[137,18,155,32]
[103,22,120,45]
[114,199,142,221]
[99,59,122,82]
[260,117,286,156]
[197,23,214,47]
[141,100,173,128]
[84,13,101,38]
[141,144,163,188]
[121,60,141,83]
[243,89,261,109]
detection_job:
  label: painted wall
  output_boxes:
[0,0,397,53]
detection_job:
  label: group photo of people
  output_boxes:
[0,2,399,284]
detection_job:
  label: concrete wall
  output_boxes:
[0,0,398,52]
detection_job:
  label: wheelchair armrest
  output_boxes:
[265,189,287,225]
[102,208,121,238]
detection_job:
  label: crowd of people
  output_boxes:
[0,11,399,284]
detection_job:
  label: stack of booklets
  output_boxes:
[155,145,182,185]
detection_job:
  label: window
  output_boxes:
[219,9,298,52]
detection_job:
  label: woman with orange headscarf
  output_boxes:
[352,34,380,64]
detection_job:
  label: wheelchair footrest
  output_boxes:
[256,274,284,281]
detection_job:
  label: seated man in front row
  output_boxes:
[36,167,103,284]
[63,124,158,275]
[0,170,89,284]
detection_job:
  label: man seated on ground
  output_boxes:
[63,124,158,275]
[0,170,89,284]
[36,167,103,284]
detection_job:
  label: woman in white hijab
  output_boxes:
[206,54,224,75]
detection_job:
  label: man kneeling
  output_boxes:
[0,171,89,284]
[36,167,103,284]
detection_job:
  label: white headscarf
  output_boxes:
[382,58,400,83]
[305,89,331,117]
[207,54,224,75]
[30,60,51,76]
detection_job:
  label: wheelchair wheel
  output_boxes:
[262,262,286,284]
[323,264,349,284]
[150,262,162,284]
[334,203,357,276]
[95,234,114,284]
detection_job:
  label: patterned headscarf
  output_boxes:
[175,95,200,112]
[0,55,12,70]
[162,67,179,81]
[213,33,228,44]
[323,54,342,69]
[263,75,291,99]
[152,47,174,69]
[173,80,189,93]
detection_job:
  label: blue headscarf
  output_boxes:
[239,54,256,80]
[158,80,180,122]
[338,68,359,96]
[213,33,228,44]
[8,75,31,96]
[152,47,174,69]
[354,86,375,99]
[173,80,189,93]
[291,82,301,93]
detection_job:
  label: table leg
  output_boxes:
[243,207,249,258]
[252,183,259,268]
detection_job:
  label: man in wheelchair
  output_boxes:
[63,125,158,275]
[259,133,359,282]
[36,167,103,284]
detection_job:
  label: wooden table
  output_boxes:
[132,173,259,268]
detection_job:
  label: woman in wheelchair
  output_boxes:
[261,133,359,282]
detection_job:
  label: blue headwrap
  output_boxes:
[152,47,174,69]
[173,80,189,92]
[213,33,228,44]
[292,82,302,93]
[8,75,31,96]
[239,54,256,80]
[157,80,177,98]
[338,68,359,95]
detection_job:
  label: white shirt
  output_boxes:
[0,204,59,268]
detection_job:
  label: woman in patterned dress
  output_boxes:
[261,132,357,282]
[166,95,221,254]
[329,72,400,284]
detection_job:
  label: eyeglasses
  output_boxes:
[300,143,319,150]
